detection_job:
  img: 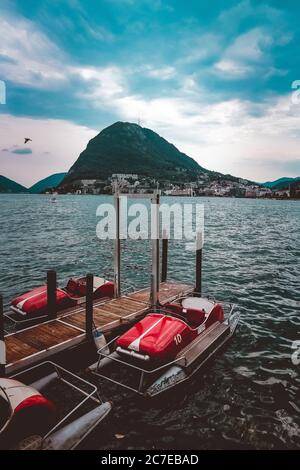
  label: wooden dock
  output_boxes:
[0,191,204,378]
[4,281,193,375]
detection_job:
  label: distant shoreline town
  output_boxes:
[1,171,299,199]
[56,173,300,199]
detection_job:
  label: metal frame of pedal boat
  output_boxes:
[4,310,49,330]
[11,361,111,450]
[90,303,240,397]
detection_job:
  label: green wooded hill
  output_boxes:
[0,175,28,193]
[61,121,237,186]
[29,173,67,193]
[263,176,300,190]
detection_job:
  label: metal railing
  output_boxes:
[12,361,103,444]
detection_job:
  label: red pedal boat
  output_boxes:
[9,276,114,323]
[116,298,225,362]
[89,294,240,397]
[0,362,111,450]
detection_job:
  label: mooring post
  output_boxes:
[0,294,5,376]
[86,273,94,342]
[114,191,121,298]
[195,231,203,295]
[156,192,160,292]
[47,270,57,319]
[161,229,168,283]
[151,190,160,306]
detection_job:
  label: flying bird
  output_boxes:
[24,137,32,144]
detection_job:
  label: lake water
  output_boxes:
[0,194,299,449]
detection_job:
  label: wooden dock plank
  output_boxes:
[5,321,83,368]
[96,300,146,316]
[63,296,149,332]
[61,311,115,330]
[93,308,121,319]
[94,306,122,317]
[5,336,40,364]
[33,295,114,321]
[95,304,129,316]
[128,281,193,304]
[14,321,81,350]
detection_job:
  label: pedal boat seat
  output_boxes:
[164,301,206,328]
[67,277,110,297]
[182,297,215,316]
[182,297,224,327]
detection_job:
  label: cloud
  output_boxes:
[79,17,114,42]
[177,32,222,65]
[105,0,174,12]
[217,0,286,35]
[11,147,33,155]
[74,65,126,101]
[0,12,67,87]
[2,146,33,154]
[215,59,252,78]
[1,0,299,184]
[214,27,289,79]
[142,66,176,80]
[97,92,300,182]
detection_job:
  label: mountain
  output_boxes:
[0,175,28,193]
[29,173,67,194]
[61,121,232,188]
[60,121,259,190]
[262,176,300,190]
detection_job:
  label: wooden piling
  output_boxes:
[151,191,160,306]
[0,294,5,376]
[47,270,57,319]
[85,273,94,342]
[156,192,160,292]
[195,231,203,295]
[114,192,121,298]
[161,229,168,283]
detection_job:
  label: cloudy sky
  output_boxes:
[0,0,300,187]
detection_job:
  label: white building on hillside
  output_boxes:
[111,173,138,181]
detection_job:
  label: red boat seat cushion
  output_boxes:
[66,278,80,295]
[96,281,115,299]
[164,303,182,315]
[11,286,71,315]
[77,279,87,297]
[206,304,224,326]
[116,313,192,362]
[184,307,206,327]
[66,279,114,299]
[164,303,205,328]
